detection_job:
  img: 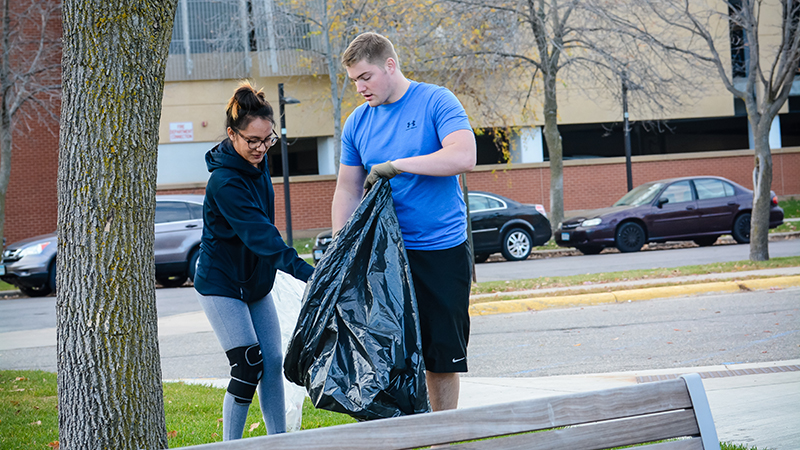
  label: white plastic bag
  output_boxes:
[272,270,308,432]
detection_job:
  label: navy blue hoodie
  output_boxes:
[194,138,313,303]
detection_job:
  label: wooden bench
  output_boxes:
[191,373,720,450]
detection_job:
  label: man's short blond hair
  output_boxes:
[341,32,399,69]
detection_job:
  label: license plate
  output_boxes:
[314,250,323,260]
[0,265,5,276]
[561,233,570,241]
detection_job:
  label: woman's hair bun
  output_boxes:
[226,81,274,131]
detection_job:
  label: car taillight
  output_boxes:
[772,195,778,206]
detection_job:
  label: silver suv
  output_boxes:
[1,195,205,297]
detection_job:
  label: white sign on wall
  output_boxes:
[169,122,194,142]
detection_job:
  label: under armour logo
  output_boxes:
[406,120,417,130]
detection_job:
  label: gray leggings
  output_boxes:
[196,291,286,438]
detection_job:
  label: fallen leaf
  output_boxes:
[666,342,673,344]
[217,418,223,423]
[30,420,42,426]
[764,330,772,333]
[15,377,28,381]
[211,433,219,438]
[167,430,178,439]
[249,422,260,432]
[674,329,681,331]
[574,343,581,347]
[47,441,59,449]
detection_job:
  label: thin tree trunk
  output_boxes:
[57,1,178,448]
[321,0,343,171]
[749,117,772,261]
[0,0,13,247]
[0,104,10,248]
[542,69,564,233]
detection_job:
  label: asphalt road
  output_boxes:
[2,238,798,333]
[1,287,797,381]
[467,287,800,378]
[475,238,800,282]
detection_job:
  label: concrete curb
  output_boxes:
[468,275,800,316]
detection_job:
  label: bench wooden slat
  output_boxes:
[444,409,699,449]
[190,378,699,450]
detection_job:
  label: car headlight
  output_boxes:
[19,242,51,257]
[581,218,602,227]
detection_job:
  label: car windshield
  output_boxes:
[613,183,665,206]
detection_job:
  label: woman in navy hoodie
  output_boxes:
[194,82,314,441]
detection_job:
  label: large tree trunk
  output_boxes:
[542,69,564,233]
[57,1,178,449]
[749,116,773,261]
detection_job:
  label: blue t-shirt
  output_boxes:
[341,81,472,250]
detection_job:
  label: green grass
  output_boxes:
[0,370,769,449]
[779,198,800,218]
[289,237,316,255]
[772,221,798,233]
[0,371,355,449]
[470,255,800,298]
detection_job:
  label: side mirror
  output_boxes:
[657,197,669,208]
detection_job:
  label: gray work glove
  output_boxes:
[363,161,401,191]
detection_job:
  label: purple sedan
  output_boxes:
[555,176,784,254]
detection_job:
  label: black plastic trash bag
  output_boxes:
[283,178,430,420]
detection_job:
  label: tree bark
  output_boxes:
[0,0,11,248]
[542,68,564,233]
[749,117,772,261]
[321,0,343,171]
[57,1,178,449]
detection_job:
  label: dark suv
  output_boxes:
[1,195,205,296]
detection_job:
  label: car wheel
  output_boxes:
[474,253,490,263]
[188,248,200,282]
[692,236,719,247]
[157,275,188,288]
[20,284,53,297]
[500,228,532,261]
[732,213,751,244]
[575,245,603,255]
[616,222,646,253]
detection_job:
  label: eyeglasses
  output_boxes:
[237,131,279,150]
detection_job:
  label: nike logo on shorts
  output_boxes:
[452,357,466,363]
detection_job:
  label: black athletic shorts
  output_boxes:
[406,241,471,373]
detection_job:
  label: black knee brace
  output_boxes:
[225,343,263,404]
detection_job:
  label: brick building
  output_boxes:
[3,1,800,245]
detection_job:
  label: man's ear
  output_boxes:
[385,57,397,74]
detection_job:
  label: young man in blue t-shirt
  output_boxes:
[331,32,477,412]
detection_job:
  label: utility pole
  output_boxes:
[622,73,633,192]
[278,83,300,246]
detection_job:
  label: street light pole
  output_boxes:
[622,73,633,192]
[278,83,300,246]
